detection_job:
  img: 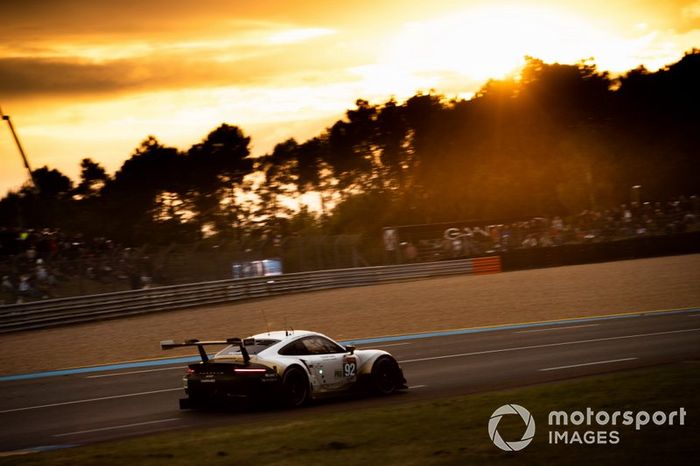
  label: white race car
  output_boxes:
[161,330,407,408]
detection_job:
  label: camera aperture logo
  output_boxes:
[488,404,536,451]
[488,403,687,451]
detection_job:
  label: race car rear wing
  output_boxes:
[160,338,250,364]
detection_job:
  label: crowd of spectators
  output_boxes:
[2,196,698,304]
[0,229,155,304]
[408,196,700,261]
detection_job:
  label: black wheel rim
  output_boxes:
[376,360,396,393]
[287,372,307,405]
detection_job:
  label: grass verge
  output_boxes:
[3,362,699,466]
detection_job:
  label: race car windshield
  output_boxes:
[215,339,280,357]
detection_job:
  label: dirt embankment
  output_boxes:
[2,254,699,375]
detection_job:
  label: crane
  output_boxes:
[1,105,37,191]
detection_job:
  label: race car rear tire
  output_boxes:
[369,356,401,395]
[282,367,309,408]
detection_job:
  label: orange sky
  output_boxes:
[1,0,699,195]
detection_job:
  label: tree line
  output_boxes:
[1,51,698,249]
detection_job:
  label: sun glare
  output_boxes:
[370,5,665,95]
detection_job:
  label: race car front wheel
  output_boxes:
[282,367,309,408]
[370,356,401,395]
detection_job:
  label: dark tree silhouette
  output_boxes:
[1,51,698,253]
[258,138,299,225]
[2,166,75,227]
[375,98,411,190]
[327,99,377,190]
[29,166,73,199]
[100,136,189,242]
[186,124,253,237]
[75,158,109,197]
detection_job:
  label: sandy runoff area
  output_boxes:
[1,254,699,375]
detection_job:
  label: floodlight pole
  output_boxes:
[1,105,37,191]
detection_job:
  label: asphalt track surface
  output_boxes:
[1,308,699,454]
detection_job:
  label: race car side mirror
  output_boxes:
[345,345,356,354]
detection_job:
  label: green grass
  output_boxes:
[3,362,699,466]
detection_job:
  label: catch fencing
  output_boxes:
[0,256,501,333]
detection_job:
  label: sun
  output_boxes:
[359,5,658,96]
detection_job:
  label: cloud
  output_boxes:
[0,0,353,45]
[0,56,233,96]
[0,27,350,98]
[0,0,352,99]
[683,1,700,19]
[268,28,336,44]
[0,58,139,95]
[3,1,267,40]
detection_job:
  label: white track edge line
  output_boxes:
[53,418,180,437]
[0,388,182,414]
[539,357,638,372]
[399,328,700,364]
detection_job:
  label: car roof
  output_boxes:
[249,330,318,342]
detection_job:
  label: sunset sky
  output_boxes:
[1,0,699,195]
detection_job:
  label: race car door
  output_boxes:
[297,336,354,392]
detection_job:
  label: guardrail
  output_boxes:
[0,256,501,333]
